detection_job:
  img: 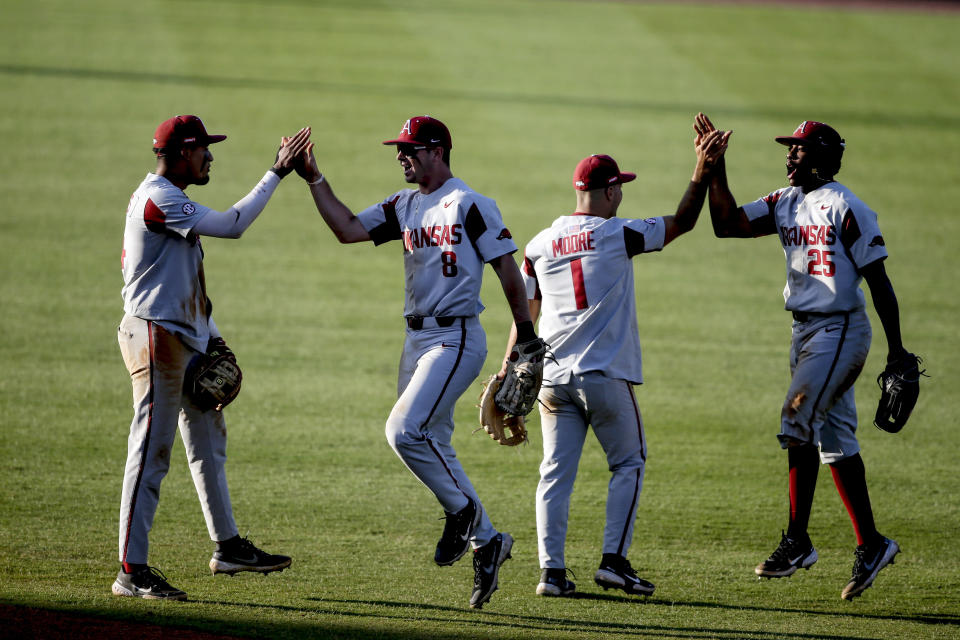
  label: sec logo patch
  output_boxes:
[182,203,196,214]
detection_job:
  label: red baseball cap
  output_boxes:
[573,154,636,191]
[382,116,452,149]
[775,121,844,149]
[153,115,227,150]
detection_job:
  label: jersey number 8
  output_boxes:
[441,251,458,277]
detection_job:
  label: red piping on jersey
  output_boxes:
[122,322,156,564]
[143,198,166,233]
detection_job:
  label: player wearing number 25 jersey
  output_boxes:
[510,124,729,598]
[114,116,309,601]
[300,116,538,609]
[700,114,913,600]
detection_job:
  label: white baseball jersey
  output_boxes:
[742,182,888,313]
[356,177,517,317]
[121,173,214,352]
[521,214,666,385]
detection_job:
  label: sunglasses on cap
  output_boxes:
[396,143,431,157]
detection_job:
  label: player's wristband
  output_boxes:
[308,174,325,186]
[269,166,290,179]
[515,321,536,344]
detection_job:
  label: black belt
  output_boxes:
[791,310,848,323]
[405,316,462,330]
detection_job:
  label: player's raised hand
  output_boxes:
[273,127,312,177]
[694,112,718,138]
[296,142,323,184]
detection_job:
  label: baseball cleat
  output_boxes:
[435,497,481,566]
[755,531,818,579]
[594,554,655,596]
[112,566,187,600]
[536,568,576,597]
[841,535,899,600]
[209,536,292,576]
[469,532,513,609]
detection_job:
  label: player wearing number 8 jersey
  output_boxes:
[503,123,730,598]
[298,116,537,609]
[698,113,913,600]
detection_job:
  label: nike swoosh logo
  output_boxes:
[443,201,453,208]
[231,552,260,564]
[789,554,806,564]
[820,204,829,210]
[824,326,842,333]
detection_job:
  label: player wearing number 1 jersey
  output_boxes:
[698,113,913,600]
[504,124,729,598]
[298,116,538,609]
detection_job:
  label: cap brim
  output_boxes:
[620,172,637,184]
[206,134,227,144]
[774,136,805,146]
[382,138,403,146]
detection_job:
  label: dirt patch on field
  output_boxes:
[0,605,245,640]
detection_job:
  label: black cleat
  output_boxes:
[112,566,187,600]
[435,497,481,566]
[536,567,576,597]
[469,532,513,609]
[755,531,818,578]
[594,554,655,596]
[210,536,292,576]
[841,535,899,600]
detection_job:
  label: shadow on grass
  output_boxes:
[1,63,958,131]
[4,597,957,640]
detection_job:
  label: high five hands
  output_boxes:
[274,127,313,177]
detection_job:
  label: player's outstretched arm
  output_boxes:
[193,127,312,239]
[490,254,534,329]
[662,126,730,246]
[692,113,756,239]
[298,143,371,244]
[861,259,908,362]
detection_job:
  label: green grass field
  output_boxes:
[2,1,959,638]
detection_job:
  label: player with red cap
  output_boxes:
[113,115,311,600]
[499,123,730,598]
[296,115,539,609]
[698,113,913,600]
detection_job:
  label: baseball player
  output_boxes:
[114,115,310,600]
[697,113,911,600]
[297,116,539,609]
[503,126,730,598]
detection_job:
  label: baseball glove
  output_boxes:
[495,338,548,417]
[874,352,925,433]
[477,374,528,446]
[185,337,242,412]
